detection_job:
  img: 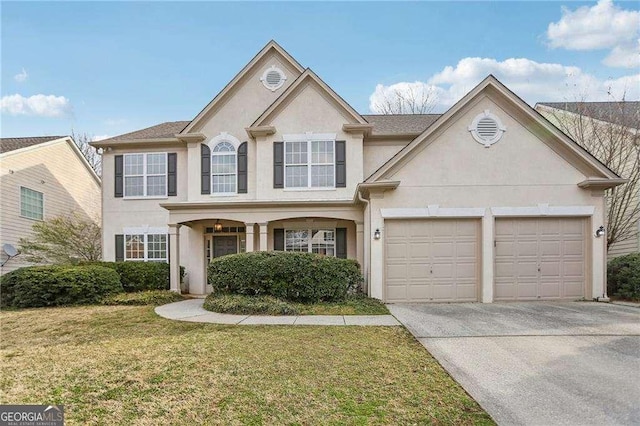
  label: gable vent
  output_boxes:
[469,110,506,147]
[261,66,286,91]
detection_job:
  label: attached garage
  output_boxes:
[494,218,587,301]
[385,219,480,303]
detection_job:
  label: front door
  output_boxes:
[213,236,238,258]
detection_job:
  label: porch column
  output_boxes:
[356,221,364,269]
[245,223,255,252]
[258,222,268,251]
[169,224,181,293]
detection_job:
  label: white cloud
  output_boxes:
[1,94,73,118]
[91,135,111,141]
[369,57,639,113]
[14,68,28,83]
[546,0,640,68]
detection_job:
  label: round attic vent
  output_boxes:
[260,66,286,91]
[468,110,506,147]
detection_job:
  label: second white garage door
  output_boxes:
[494,218,587,301]
[385,219,480,303]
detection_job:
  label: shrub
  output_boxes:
[80,262,185,292]
[207,251,363,303]
[1,265,122,308]
[204,293,300,315]
[608,253,640,301]
[102,290,185,306]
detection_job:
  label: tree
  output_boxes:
[72,131,102,175]
[371,82,438,114]
[544,100,640,249]
[19,212,102,264]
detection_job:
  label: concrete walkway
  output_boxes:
[154,298,400,326]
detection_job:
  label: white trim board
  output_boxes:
[491,205,595,217]
[123,226,169,234]
[381,206,486,219]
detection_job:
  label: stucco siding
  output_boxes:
[363,140,408,178]
[0,141,101,273]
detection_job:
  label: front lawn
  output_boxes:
[204,293,390,315]
[0,305,493,425]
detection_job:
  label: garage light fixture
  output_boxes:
[595,226,605,238]
[373,229,381,240]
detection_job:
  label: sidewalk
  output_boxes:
[154,298,401,326]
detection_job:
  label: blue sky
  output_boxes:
[2,1,639,140]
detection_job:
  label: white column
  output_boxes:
[259,223,268,251]
[592,195,608,300]
[245,223,255,252]
[481,209,494,303]
[169,224,181,293]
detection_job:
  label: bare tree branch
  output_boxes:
[71,130,102,175]
[372,85,438,115]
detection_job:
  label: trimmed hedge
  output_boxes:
[207,251,363,303]
[204,293,300,315]
[102,290,185,306]
[608,253,640,301]
[80,262,185,292]
[1,265,122,308]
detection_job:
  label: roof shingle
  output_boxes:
[0,136,67,154]
[538,102,640,129]
[99,121,190,142]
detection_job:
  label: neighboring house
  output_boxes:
[0,136,102,273]
[91,41,624,303]
[536,102,640,258]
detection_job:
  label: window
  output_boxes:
[124,153,167,197]
[211,142,236,194]
[285,140,335,188]
[20,187,44,220]
[285,229,335,256]
[125,233,167,262]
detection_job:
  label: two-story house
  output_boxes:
[92,41,624,303]
[0,136,101,273]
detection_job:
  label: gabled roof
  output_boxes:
[96,121,189,143]
[367,75,621,183]
[0,136,66,154]
[180,40,305,134]
[362,114,440,136]
[251,68,367,127]
[536,101,640,130]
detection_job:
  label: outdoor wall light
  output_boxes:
[214,220,223,232]
[595,226,605,238]
[373,229,381,240]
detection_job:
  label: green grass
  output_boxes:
[101,290,186,306]
[203,293,390,315]
[0,305,494,425]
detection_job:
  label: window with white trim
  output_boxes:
[124,153,167,197]
[285,140,335,188]
[211,141,236,194]
[285,229,335,256]
[125,233,167,262]
[20,187,44,220]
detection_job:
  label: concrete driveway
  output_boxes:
[387,302,640,426]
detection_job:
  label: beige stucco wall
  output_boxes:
[363,139,408,178]
[0,140,101,273]
[367,94,608,301]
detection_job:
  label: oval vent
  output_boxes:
[468,111,506,147]
[260,66,286,91]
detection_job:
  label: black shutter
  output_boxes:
[114,155,124,197]
[274,229,284,251]
[237,142,248,194]
[336,228,347,259]
[335,141,346,188]
[201,144,211,194]
[273,142,284,188]
[167,153,177,196]
[115,234,124,261]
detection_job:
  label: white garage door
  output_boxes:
[385,219,480,303]
[495,218,586,301]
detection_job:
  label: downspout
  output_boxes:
[357,188,371,295]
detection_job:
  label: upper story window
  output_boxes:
[124,153,167,197]
[211,141,237,194]
[284,135,335,189]
[20,186,44,220]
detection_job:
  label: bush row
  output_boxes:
[608,253,640,301]
[208,251,363,303]
[80,261,184,292]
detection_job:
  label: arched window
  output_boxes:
[211,141,236,194]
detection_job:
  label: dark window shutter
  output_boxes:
[114,155,124,197]
[335,141,346,188]
[201,144,211,194]
[274,229,285,251]
[115,234,124,261]
[336,228,347,259]
[167,153,177,196]
[273,142,284,188]
[237,142,248,194]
